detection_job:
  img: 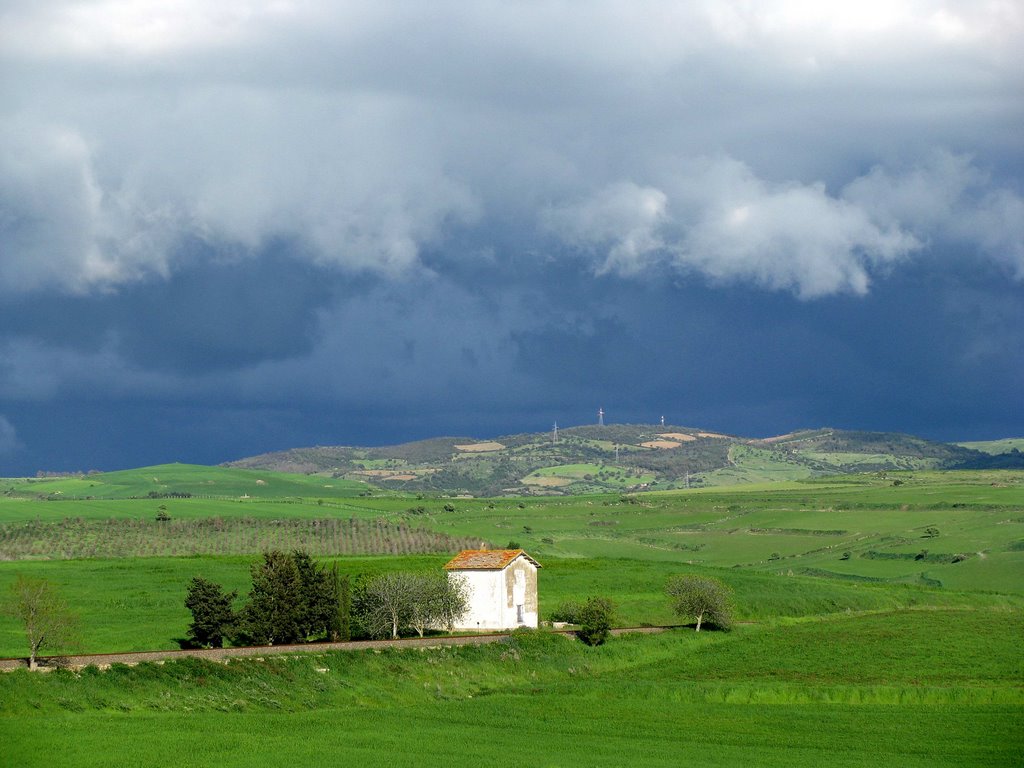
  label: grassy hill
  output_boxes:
[223,425,1010,496]
[5,463,371,501]
[2,464,1022,766]
[956,437,1024,455]
[2,467,1022,656]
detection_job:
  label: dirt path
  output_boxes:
[0,626,675,671]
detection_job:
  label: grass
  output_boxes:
[956,438,1024,455]
[1,610,1021,766]
[1,463,371,502]
[522,463,657,492]
[1,554,1018,658]
[3,468,1023,594]
[1,466,1022,765]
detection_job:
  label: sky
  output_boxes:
[1,1,1022,474]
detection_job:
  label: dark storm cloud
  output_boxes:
[0,1,1022,472]
[0,245,335,371]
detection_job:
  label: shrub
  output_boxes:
[548,600,583,624]
[576,597,614,647]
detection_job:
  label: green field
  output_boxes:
[1,610,1021,766]
[1,465,1022,765]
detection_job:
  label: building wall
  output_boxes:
[449,556,539,630]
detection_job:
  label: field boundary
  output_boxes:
[0,626,677,671]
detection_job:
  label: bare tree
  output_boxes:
[4,575,79,669]
[408,573,469,637]
[357,571,469,639]
[359,571,419,639]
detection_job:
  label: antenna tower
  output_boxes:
[552,422,558,444]
[598,407,605,427]
[660,415,665,427]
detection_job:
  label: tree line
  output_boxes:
[3,556,734,664]
[184,549,470,648]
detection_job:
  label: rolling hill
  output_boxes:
[224,425,1021,496]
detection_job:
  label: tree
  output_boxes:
[665,575,733,632]
[331,569,352,642]
[293,550,337,641]
[184,577,237,648]
[432,574,469,632]
[4,575,78,669]
[353,571,468,640]
[408,573,469,637]
[356,571,419,639]
[237,550,303,645]
[576,596,614,646]
[206,550,344,647]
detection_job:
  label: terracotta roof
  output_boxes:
[444,549,541,571]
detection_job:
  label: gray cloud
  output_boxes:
[0,1,1021,472]
[1,1,1021,299]
[844,151,1024,279]
[547,159,926,297]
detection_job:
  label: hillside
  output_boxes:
[223,425,1010,496]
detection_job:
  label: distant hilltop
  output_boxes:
[223,426,1024,497]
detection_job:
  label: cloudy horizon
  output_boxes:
[1,1,1022,474]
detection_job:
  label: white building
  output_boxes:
[444,549,541,631]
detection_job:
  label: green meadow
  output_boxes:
[1,610,1021,767]
[0,465,1021,765]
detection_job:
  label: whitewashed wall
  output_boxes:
[449,556,539,630]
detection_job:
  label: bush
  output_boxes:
[548,600,583,624]
[576,597,614,647]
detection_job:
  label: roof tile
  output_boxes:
[444,549,541,570]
